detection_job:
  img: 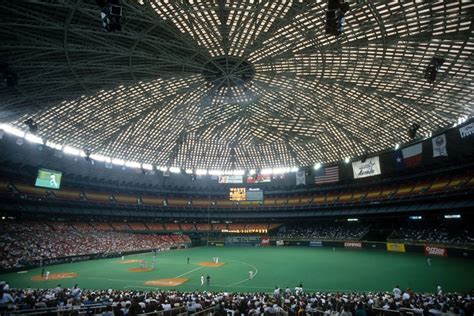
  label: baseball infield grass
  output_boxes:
[2,247,473,293]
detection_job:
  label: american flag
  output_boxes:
[314,166,339,184]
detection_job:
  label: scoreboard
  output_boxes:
[229,188,263,201]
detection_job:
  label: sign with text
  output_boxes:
[344,242,362,248]
[425,246,447,256]
[352,156,381,179]
[387,242,406,252]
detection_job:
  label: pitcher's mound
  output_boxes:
[145,278,189,287]
[32,272,77,281]
[121,259,144,264]
[128,267,153,272]
[198,262,224,267]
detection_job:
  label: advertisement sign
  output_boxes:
[352,156,381,179]
[387,242,406,252]
[261,237,270,246]
[219,175,243,184]
[459,122,474,138]
[309,241,323,247]
[344,242,362,248]
[276,240,284,246]
[425,246,447,256]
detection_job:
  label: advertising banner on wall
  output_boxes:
[352,156,381,179]
[309,241,323,247]
[425,246,447,256]
[276,240,284,246]
[459,122,474,138]
[387,242,406,252]
[219,175,243,183]
[261,237,270,246]
[344,242,362,248]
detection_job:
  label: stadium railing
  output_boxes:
[137,306,187,316]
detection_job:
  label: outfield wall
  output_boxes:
[269,239,474,259]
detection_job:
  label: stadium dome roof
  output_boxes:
[0,1,473,170]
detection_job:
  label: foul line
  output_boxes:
[175,266,204,278]
[227,261,258,287]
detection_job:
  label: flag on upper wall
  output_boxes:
[393,149,405,169]
[296,170,306,185]
[458,122,474,139]
[352,156,381,179]
[314,166,339,184]
[432,134,448,157]
[401,143,423,168]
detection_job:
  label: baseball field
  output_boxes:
[2,247,473,293]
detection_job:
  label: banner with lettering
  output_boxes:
[352,156,381,179]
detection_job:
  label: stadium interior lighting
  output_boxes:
[290,167,299,172]
[125,161,141,169]
[185,169,193,174]
[24,133,43,144]
[195,169,208,175]
[394,143,400,150]
[169,167,181,173]
[228,170,245,176]
[347,218,358,222]
[90,154,109,162]
[409,216,422,220]
[157,166,168,172]
[314,163,322,170]
[0,124,25,138]
[141,163,153,171]
[111,158,125,166]
[344,157,350,164]
[208,170,223,176]
[260,168,273,175]
[444,214,461,219]
[45,141,62,151]
[63,146,81,156]
[248,170,256,176]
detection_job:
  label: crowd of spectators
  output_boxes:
[275,224,370,240]
[389,224,473,246]
[0,221,190,270]
[1,283,473,316]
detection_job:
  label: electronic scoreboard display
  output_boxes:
[229,188,263,201]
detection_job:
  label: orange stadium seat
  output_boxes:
[212,223,227,231]
[110,222,130,231]
[128,223,148,230]
[180,223,196,231]
[196,223,210,231]
[164,223,180,231]
[146,223,165,231]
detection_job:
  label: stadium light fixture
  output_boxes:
[248,169,256,176]
[125,161,141,168]
[24,133,43,145]
[444,214,461,219]
[195,169,208,175]
[344,157,351,163]
[141,163,153,170]
[45,141,62,150]
[0,124,25,138]
[229,169,245,176]
[185,169,193,174]
[394,143,400,150]
[111,158,125,165]
[260,168,273,175]
[409,216,422,220]
[347,218,358,222]
[157,166,168,172]
[314,163,322,170]
[169,166,181,173]
[290,166,299,172]
[90,153,108,162]
[208,170,223,176]
[63,145,81,156]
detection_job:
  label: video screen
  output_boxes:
[246,188,263,201]
[35,168,62,189]
[229,188,246,201]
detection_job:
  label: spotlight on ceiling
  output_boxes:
[325,0,350,37]
[97,0,122,32]
[424,56,445,83]
[0,63,18,88]
[24,119,38,134]
[408,123,420,139]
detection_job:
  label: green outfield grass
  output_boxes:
[2,247,473,293]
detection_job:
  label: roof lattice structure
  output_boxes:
[0,0,473,170]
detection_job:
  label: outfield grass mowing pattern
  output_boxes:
[3,247,473,293]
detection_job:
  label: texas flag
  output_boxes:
[401,143,423,168]
[393,150,404,169]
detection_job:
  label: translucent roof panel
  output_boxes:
[0,1,473,169]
